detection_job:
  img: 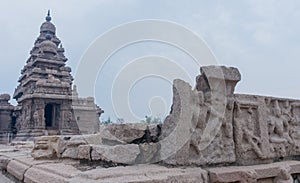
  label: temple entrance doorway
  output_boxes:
[45,104,55,128]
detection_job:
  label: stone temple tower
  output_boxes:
[13,11,79,139]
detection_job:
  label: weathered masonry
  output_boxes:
[0,11,103,140]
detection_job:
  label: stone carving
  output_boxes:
[274,167,293,183]
[27,64,300,183]
[239,105,265,159]
[234,95,300,165]
[47,74,60,83]
[64,111,73,128]
[33,109,44,128]
[9,12,103,139]
[268,100,293,145]
[4,13,300,180]
[161,66,240,166]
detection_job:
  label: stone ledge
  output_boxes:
[3,144,300,183]
[69,164,208,183]
[208,160,300,182]
[7,160,29,181]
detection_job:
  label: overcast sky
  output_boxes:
[1,1,300,122]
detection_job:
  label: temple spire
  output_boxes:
[46,10,51,22]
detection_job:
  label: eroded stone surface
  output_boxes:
[5,142,300,183]
[91,144,140,164]
[0,94,14,142]
[7,160,29,181]
[208,161,300,183]
[160,66,240,166]
[234,94,300,165]
[100,123,160,143]
[69,164,208,183]
[0,12,103,141]
[25,65,300,182]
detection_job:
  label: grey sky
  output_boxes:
[1,1,300,121]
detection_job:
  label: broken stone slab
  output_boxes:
[31,135,94,159]
[6,157,58,181]
[196,66,241,96]
[100,123,159,143]
[135,143,160,164]
[90,144,140,164]
[24,167,68,183]
[31,135,62,159]
[208,160,300,183]
[7,160,28,181]
[78,145,91,160]
[69,164,208,183]
[31,133,126,160]
[78,143,161,165]
[161,68,237,166]
[24,162,81,183]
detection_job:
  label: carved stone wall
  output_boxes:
[0,94,14,134]
[234,94,300,165]
[160,65,300,167]
[161,66,241,166]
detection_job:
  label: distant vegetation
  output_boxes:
[141,115,162,124]
[101,117,112,124]
[101,116,163,124]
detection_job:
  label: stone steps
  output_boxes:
[2,143,300,182]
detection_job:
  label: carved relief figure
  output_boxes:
[33,109,44,127]
[64,111,73,128]
[268,100,293,145]
[239,170,258,183]
[282,101,292,123]
[33,110,39,127]
[290,105,300,141]
[24,104,32,128]
[189,89,206,154]
[47,74,60,83]
[238,105,265,159]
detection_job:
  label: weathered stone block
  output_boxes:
[91,144,140,164]
[136,143,160,164]
[24,167,68,183]
[24,163,81,183]
[234,94,300,165]
[161,66,239,166]
[31,136,61,159]
[69,165,208,183]
[7,160,30,181]
[208,161,300,183]
[100,123,158,143]
[77,145,91,160]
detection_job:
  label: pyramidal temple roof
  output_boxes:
[13,10,73,101]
